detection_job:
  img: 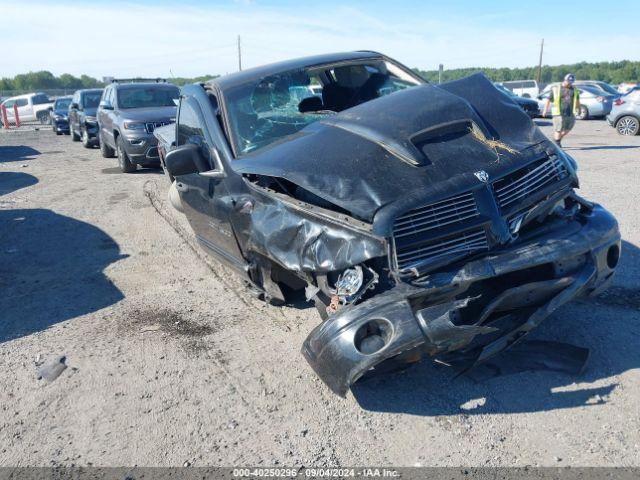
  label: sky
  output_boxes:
[1,0,638,79]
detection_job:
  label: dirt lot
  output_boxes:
[1,119,639,467]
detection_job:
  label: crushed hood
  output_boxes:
[232,74,551,223]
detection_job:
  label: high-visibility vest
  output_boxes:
[551,85,579,116]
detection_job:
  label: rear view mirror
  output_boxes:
[99,100,113,110]
[165,144,210,176]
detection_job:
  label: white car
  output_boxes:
[498,79,540,98]
[1,92,54,124]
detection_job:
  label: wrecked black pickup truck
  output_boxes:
[157,51,620,396]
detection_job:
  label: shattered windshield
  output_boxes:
[223,58,423,156]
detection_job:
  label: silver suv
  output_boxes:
[97,80,180,173]
[607,89,640,136]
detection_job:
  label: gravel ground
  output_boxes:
[0,119,639,467]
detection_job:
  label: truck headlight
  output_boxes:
[124,121,145,130]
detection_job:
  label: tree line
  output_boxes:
[0,71,219,93]
[2,61,638,93]
[414,60,640,85]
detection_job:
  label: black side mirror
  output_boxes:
[70,102,79,110]
[165,144,211,176]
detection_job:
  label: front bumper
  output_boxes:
[84,121,99,139]
[302,203,620,396]
[53,119,69,132]
[122,132,160,165]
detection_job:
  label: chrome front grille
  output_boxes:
[395,228,488,270]
[493,155,568,210]
[393,192,478,239]
[145,121,171,134]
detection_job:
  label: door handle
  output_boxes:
[175,181,189,192]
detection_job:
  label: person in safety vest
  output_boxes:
[542,73,580,147]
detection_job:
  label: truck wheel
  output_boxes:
[38,111,50,125]
[576,105,589,120]
[70,125,80,141]
[81,126,92,148]
[616,116,640,136]
[99,131,115,157]
[117,136,136,173]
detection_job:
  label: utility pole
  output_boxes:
[237,35,242,71]
[438,64,443,84]
[536,38,544,84]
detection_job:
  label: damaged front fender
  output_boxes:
[232,181,387,273]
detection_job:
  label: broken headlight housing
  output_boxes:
[332,265,379,305]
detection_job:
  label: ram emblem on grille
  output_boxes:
[474,170,489,183]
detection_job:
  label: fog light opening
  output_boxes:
[606,244,620,269]
[354,319,392,355]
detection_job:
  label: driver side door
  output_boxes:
[174,94,247,274]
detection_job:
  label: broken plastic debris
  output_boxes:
[37,355,67,382]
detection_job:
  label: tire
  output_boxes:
[615,116,640,136]
[117,136,136,173]
[81,125,92,148]
[70,124,80,141]
[576,105,589,120]
[99,131,115,158]
[56,131,62,136]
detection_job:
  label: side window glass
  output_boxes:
[177,98,215,169]
[17,99,28,107]
[4,100,14,108]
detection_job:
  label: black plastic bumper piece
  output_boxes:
[302,204,620,396]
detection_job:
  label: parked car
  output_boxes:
[0,92,54,124]
[69,88,104,147]
[156,51,620,396]
[97,80,179,172]
[499,80,539,98]
[618,82,639,94]
[494,83,540,117]
[573,80,620,98]
[536,84,614,119]
[607,88,640,135]
[49,96,72,134]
